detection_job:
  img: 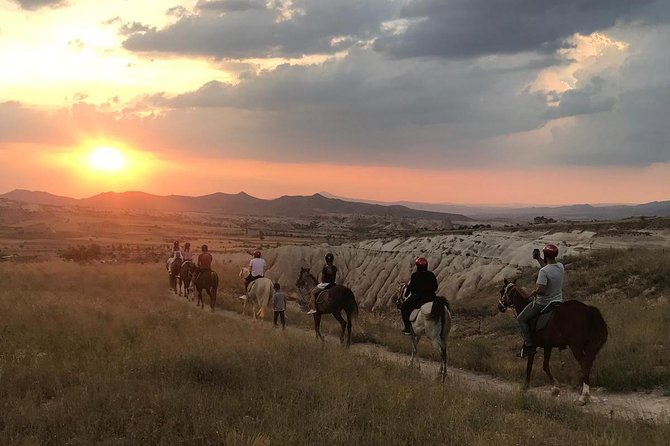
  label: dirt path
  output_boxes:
[169,292,670,423]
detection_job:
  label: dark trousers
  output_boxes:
[401,294,433,330]
[273,311,286,328]
[245,274,262,289]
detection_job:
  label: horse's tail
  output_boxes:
[585,305,608,360]
[211,271,219,295]
[429,296,450,338]
[344,287,358,321]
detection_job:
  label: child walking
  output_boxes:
[272,283,286,329]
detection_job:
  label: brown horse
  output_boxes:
[193,269,219,311]
[295,267,358,347]
[497,278,608,405]
[179,260,197,300]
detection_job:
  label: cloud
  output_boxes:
[374,0,658,59]
[196,0,268,13]
[123,0,399,59]
[544,77,617,120]
[10,0,67,10]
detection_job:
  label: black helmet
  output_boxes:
[325,253,334,263]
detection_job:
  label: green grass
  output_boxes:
[1,262,669,444]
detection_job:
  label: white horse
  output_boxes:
[395,283,452,382]
[239,267,274,319]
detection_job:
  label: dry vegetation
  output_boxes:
[1,262,669,444]
[212,248,670,394]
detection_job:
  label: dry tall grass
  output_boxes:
[1,262,669,444]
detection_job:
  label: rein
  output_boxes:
[499,283,527,317]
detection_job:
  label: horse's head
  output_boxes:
[392,281,409,309]
[497,278,516,313]
[239,267,250,279]
[295,267,311,289]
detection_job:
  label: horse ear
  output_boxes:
[504,278,509,285]
[512,278,517,284]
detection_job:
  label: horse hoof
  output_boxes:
[551,387,560,397]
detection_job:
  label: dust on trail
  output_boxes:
[168,292,670,424]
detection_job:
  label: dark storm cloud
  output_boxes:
[374,0,656,59]
[544,77,617,120]
[10,0,67,10]
[123,0,399,59]
[196,0,268,13]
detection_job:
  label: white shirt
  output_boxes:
[250,258,266,277]
[536,262,565,306]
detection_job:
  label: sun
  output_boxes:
[88,147,126,172]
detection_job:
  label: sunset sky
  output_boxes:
[1,0,669,205]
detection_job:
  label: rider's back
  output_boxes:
[408,270,438,297]
[536,263,564,306]
[198,252,213,269]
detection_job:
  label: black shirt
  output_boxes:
[407,270,438,297]
[321,264,338,283]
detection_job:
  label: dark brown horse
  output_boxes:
[295,267,358,347]
[193,269,219,311]
[179,260,197,300]
[497,278,608,405]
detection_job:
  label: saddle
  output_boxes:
[315,284,337,309]
[530,301,562,333]
[409,296,441,322]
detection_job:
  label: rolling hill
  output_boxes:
[0,189,471,221]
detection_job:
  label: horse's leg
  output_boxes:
[410,334,419,368]
[314,313,324,342]
[524,353,535,390]
[332,311,347,346]
[209,288,216,312]
[198,289,203,309]
[542,347,560,396]
[569,344,592,405]
[345,309,353,348]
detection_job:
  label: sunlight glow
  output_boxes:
[88,147,126,172]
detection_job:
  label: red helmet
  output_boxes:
[253,250,261,258]
[415,257,428,269]
[542,244,559,258]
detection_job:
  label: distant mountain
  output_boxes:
[0,189,470,221]
[0,189,78,207]
[320,192,670,221]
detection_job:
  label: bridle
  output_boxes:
[394,283,409,309]
[498,282,517,315]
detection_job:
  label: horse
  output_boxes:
[295,267,358,347]
[167,256,183,294]
[179,260,197,300]
[497,278,608,405]
[239,267,274,319]
[394,282,452,382]
[193,269,219,311]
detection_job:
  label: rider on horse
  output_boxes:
[193,244,213,284]
[517,243,565,358]
[167,240,182,272]
[181,242,193,262]
[244,250,266,289]
[401,257,438,335]
[307,253,338,315]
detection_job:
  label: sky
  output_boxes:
[1,0,669,205]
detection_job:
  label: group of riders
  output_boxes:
[167,240,564,358]
[166,241,213,288]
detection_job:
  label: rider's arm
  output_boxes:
[532,269,548,297]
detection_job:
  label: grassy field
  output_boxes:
[1,262,669,445]
[212,248,670,394]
